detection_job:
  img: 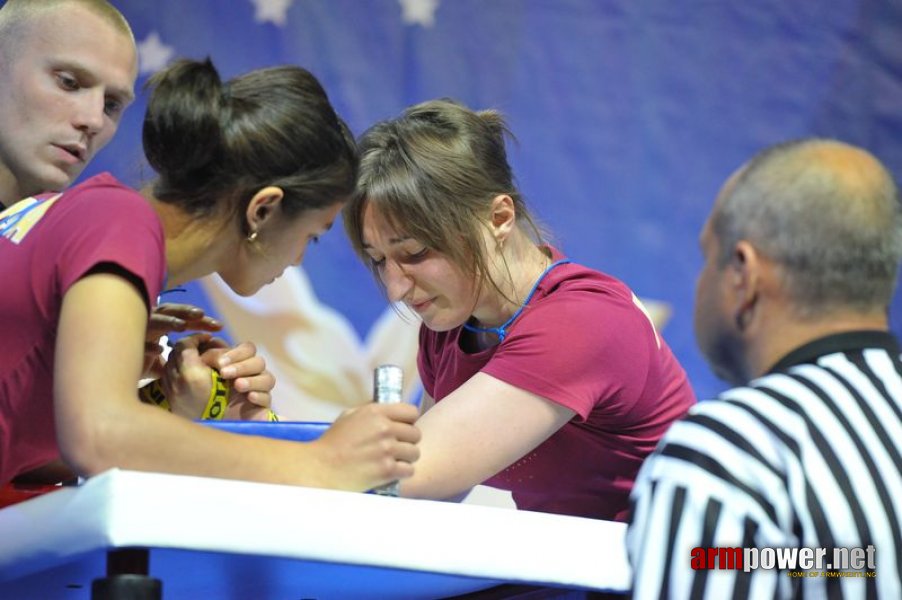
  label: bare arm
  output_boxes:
[54,272,420,491]
[398,372,575,500]
[418,390,436,414]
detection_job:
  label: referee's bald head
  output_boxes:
[712,139,902,317]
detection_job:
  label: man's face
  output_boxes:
[0,4,137,203]
[693,201,748,386]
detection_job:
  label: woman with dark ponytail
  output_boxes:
[0,58,420,490]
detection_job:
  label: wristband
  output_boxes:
[139,371,229,421]
[201,370,229,421]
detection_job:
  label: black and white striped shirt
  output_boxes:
[627,331,902,599]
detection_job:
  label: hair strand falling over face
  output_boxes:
[344,99,548,299]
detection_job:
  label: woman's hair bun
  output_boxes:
[142,58,227,191]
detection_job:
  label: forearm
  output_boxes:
[60,398,336,489]
[53,275,416,493]
[397,421,520,500]
[398,448,492,502]
[399,374,574,499]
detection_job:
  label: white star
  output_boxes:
[137,32,175,75]
[250,0,294,26]
[399,0,440,28]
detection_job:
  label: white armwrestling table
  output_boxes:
[0,469,630,599]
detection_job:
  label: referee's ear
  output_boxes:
[729,240,764,331]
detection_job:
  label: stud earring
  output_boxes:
[247,230,258,243]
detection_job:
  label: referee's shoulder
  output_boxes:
[678,377,782,426]
[653,376,797,464]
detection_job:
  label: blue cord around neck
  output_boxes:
[462,259,571,342]
[159,272,186,297]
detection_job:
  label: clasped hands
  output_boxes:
[143,303,275,420]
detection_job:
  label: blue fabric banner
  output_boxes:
[83,0,902,406]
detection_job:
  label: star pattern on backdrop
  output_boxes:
[399,0,440,27]
[250,0,294,26]
[136,31,176,75]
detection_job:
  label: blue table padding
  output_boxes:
[202,420,328,442]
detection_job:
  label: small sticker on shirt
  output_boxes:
[0,194,62,244]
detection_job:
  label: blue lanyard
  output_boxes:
[462,259,571,342]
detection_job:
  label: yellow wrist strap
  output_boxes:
[139,372,277,422]
[201,370,229,421]
[139,371,229,420]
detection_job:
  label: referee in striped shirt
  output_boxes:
[627,139,902,599]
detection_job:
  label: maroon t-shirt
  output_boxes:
[0,173,165,484]
[418,249,696,520]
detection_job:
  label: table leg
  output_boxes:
[91,548,162,600]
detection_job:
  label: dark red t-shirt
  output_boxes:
[418,249,696,520]
[0,173,165,484]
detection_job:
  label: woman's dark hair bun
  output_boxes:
[142,58,358,222]
[142,58,227,197]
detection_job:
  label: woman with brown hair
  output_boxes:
[344,99,694,519]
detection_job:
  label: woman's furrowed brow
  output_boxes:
[362,235,411,250]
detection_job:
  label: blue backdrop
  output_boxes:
[82,0,902,402]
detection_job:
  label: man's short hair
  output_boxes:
[712,138,902,317]
[0,0,134,55]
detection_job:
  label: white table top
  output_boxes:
[0,469,630,599]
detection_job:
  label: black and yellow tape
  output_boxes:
[139,371,279,422]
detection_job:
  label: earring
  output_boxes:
[247,230,258,243]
